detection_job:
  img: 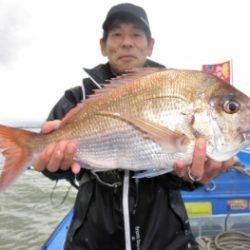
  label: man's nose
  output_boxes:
[121,35,134,47]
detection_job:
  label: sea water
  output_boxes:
[0,130,77,250]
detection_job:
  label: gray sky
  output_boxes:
[0,1,28,65]
[0,0,250,126]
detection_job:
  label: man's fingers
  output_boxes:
[46,141,74,172]
[33,143,55,171]
[71,163,81,174]
[174,160,187,178]
[34,120,79,173]
[190,138,206,179]
[41,120,61,134]
[173,138,236,184]
[46,145,64,172]
[60,142,77,171]
[34,140,77,173]
[174,138,207,181]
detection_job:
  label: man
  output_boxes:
[34,3,235,250]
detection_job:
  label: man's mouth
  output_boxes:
[118,55,136,60]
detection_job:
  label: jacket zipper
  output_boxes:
[123,170,132,250]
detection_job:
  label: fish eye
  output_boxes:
[223,99,240,113]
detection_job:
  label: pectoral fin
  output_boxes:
[97,112,190,152]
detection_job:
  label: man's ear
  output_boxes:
[147,38,155,57]
[100,38,107,56]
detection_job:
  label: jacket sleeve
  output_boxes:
[42,86,83,183]
[157,172,203,191]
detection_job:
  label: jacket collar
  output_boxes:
[83,59,165,84]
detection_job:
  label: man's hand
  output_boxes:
[174,138,236,184]
[33,120,81,174]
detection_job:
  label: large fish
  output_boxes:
[0,68,250,191]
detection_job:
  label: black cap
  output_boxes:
[102,3,150,33]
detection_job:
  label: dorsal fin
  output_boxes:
[108,67,167,85]
[88,67,167,98]
[60,67,167,126]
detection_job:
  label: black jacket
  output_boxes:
[43,60,200,250]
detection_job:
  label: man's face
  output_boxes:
[100,22,154,74]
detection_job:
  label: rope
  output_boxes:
[196,231,250,250]
[196,160,250,249]
[230,159,250,178]
[232,165,250,178]
[50,180,72,208]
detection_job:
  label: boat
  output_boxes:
[41,150,250,249]
[41,207,74,250]
[182,150,250,237]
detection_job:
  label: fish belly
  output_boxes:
[74,126,192,172]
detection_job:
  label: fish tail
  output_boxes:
[0,124,39,191]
